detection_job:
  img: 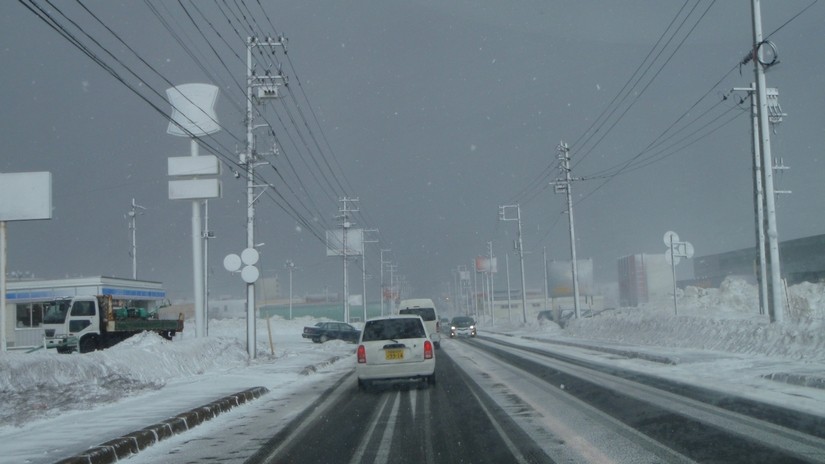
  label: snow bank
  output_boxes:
[0,332,251,426]
[564,277,825,361]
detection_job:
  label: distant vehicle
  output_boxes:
[450,316,476,337]
[42,295,182,353]
[398,298,442,348]
[356,315,436,390]
[302,322,360,343]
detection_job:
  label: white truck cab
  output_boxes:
[42,296,102,353]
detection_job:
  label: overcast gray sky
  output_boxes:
[2,1,824,302]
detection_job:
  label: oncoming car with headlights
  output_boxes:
[450,316,477,337]
[356,315,436,390]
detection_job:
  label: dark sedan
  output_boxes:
[302,321,361,343]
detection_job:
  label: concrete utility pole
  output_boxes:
[285,260,296,319]
[380,249,391,316]
[734,83,786,317]
[749,1,784,323]
[505,253,512,323]
[362,229,379,322]
[472,261,478,318]
[487,241,495,326]
[543,246,549,316]
[244,36,286,357]
[555,141,581,319]
[499,204,529,324]
[457,265,469,314]
[387,263,398,314]
[337,197,359,323]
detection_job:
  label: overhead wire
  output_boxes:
[509,0,707,206]
[180,1,339,234]
[23,0,242,176]
[46,1,336,244]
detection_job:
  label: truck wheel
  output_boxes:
[79,335,99,353]
[320,335,329,343]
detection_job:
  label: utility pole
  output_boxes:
[487,241,495,326]
[362,229,379,322]
[505,253,512,323]
[554,141,581,319]
[127,198,145,280]
[481,265,488,320]
[454,269,460,312]
[734,83,786,317]
[242,36,287,357]
[337,197,359,323]
[749,1,784,323]
[285,260,296,320]
[380,249,391,316]
[543,246,549,316]
[457,265,469,314]
[472,260,479,318]
[387,263,398,314]
[499,204,529,324]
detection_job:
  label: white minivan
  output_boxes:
[398,298,441,348]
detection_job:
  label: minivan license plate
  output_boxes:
[385,349,404,360]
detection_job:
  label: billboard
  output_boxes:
[325,228,364,256]
[548,259,593,297]
[475,256,498,273]
[0,172,52,221]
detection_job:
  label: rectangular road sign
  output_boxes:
[0,172,52,221]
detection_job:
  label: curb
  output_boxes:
[52,386,269,464]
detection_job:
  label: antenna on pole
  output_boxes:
[127,198,146,280]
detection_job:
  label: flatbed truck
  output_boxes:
[42,295,183,353]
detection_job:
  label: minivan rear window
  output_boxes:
[362,318,426,341]
[399,307,436,321]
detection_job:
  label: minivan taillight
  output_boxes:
[424,340,433,359]
[357,345,366,363]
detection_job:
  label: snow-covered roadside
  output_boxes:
[493,277,825,362]
[1,277,824,463]
[0,317,356,464]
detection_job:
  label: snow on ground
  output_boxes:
[1,277,824,463]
